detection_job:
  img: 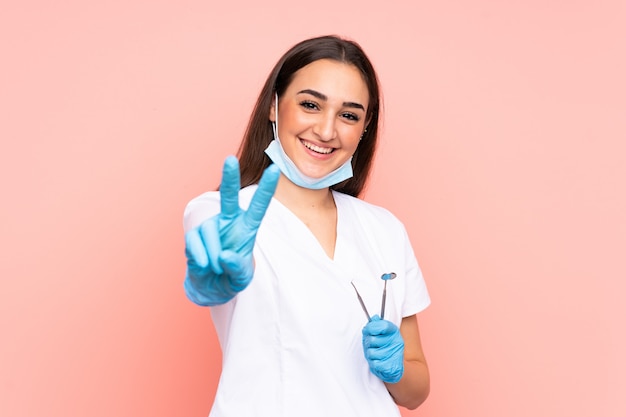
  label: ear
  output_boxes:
[358,121,370,142]
[269,98,276,122]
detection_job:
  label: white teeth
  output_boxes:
[303,141,333,154]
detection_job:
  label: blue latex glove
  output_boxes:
[362,315,405,383]
[184,156,280,306]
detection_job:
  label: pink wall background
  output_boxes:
[1,1,624,416]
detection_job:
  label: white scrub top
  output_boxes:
[184,185,430,417]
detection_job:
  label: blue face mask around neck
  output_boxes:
[264,94,354,190]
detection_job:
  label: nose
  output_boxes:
[313,113,337,142]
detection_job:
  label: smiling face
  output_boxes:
[269,59,370,180]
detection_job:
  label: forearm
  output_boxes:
[385,357,430,410]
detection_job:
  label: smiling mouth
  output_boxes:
[302,140,334,154]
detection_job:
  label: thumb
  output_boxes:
[364,316,397,336]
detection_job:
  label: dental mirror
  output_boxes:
[380,272,397,319]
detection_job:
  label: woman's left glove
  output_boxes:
[362,315,405,383]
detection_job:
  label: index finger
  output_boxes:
[220,156,241,218]
[244,164,280,229]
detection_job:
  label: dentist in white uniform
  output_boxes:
[183,35,431,417]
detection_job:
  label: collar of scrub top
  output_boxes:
[351,272,397,322]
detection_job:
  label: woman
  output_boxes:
[183,35,430,416]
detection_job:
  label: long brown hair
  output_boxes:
[237,35,381,197]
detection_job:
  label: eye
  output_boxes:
[299,100,319,111]
[341,112,360,122]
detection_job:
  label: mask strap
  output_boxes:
[272,93,279,140]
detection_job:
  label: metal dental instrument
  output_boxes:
[380,272,397,320]
[351,282,372,322]
[351,272,397,322]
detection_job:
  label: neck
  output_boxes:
[274,174,336,211]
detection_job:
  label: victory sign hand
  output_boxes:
[184,156,280,306]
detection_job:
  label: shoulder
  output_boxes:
[183,190,220,232]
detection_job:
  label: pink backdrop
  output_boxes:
[1,1,624,416]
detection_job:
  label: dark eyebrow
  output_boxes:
[297,89,365,111]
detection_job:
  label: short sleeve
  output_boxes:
[401,226,431,317]
[183,191,221,233]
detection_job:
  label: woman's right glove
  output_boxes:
[184,156,280,306]
[362,315,405,383]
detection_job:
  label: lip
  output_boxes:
[300,138,335,158]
